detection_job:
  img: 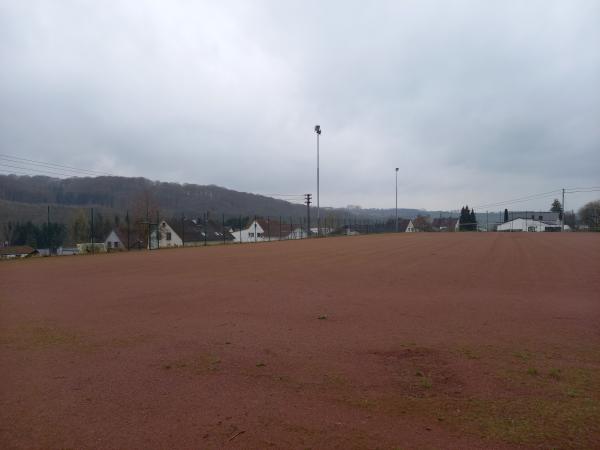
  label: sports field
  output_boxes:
[1,233,599,449]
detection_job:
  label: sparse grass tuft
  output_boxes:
[548,368,561,380]
[421,377,433,389]
[457,347,481,360]
[527,367,538,376]
[161,354,220,374]
[1,325,84,350]
[512,350,533,360]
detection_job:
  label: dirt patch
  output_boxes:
[1,233,599,448]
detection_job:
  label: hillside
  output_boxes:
[0,175,437,225]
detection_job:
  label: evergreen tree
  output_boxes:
[550,199,563,220]
[469,209,477,231]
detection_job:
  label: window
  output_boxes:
[166,232,172,241]
[249,232,254,238]
[257,233,264,238]
[114,241,119,248]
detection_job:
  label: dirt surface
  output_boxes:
[1,233,599,449]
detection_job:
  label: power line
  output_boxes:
[0,154,113,177]
[474,190,562,209]
[0,162,85,178]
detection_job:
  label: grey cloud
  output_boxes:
[1,0,599,210]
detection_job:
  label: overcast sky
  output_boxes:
[1,1,599,210]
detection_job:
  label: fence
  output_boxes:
[1,206,413,255]
[2,206,596,256]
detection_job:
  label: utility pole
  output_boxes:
[395,167,399,232]
[314,125,321,236]
[305,193,312,237]
[562,188,565,231]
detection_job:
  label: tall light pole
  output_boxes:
[315,125,321,236]
[395,168,399,232]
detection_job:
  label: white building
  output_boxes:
[497,218,564,232]
[150,220,183,248]
[232,218,295,243]
[104,229,126,251]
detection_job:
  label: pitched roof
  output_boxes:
[432,217,458,229]
[181,219,234,242]
[105,228,128,244]
[397,218,412,232]
[0,245,37,256]
[253,218,294,238]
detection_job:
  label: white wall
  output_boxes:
[497,218,561,232]
[152,221,183,247]
[232,220,268,243]
[104,230,124,250]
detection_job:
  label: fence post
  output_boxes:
[204,212,208,246]
[126,210,130,250]
[156,210,160,250]
[181,213,185,247]
[91,207,94,254]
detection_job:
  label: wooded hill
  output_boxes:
[0,174,432,226]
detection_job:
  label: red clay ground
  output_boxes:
[1,233,599,449]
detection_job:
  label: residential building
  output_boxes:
[104,229,127,251]
[150,220,183,248]
[232,218,294,242]
[497,218,563,232]
[0,246,37,259]
[176,218,235,245]
[432,217,458,231]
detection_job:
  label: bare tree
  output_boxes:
[579,200,600,230]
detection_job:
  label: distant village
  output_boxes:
[0,207,583,260]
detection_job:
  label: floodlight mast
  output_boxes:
[315,125,321,236]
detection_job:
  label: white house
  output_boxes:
[405,220,416,232]
[150,220,183,248]
[497,218,564,232]
[232,218,294,242]
[104,229,126,251]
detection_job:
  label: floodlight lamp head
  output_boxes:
[314,125,321,134]
[396,167,399,172]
